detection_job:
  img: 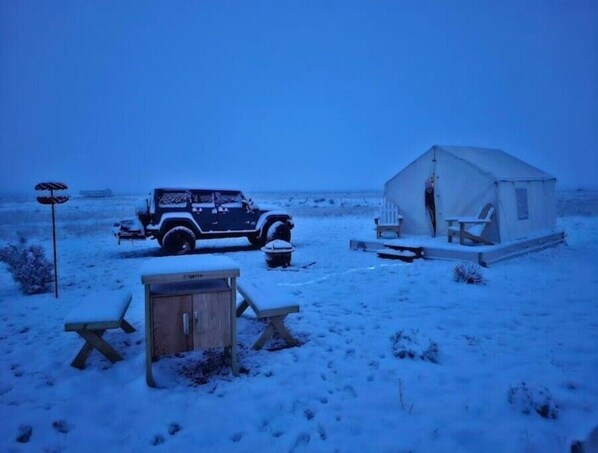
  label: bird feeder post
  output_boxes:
[35,182,69,298]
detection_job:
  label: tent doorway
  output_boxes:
[425,175,436,236]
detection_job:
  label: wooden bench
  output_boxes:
[236,279,300,350]
[64,290,136,369]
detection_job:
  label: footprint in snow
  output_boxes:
[168,423,181,435]
[342,385,357,398]
[16,424,32,443]
[230,432,243,442]
[151,434,165,446]
[290,432,310,452]
[52,420,70,434]
[318,424,327,441]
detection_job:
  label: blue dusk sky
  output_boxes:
[1,0,597,194]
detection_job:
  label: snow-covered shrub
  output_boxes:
[0,242,54,295]
[453,262,485,284]
[390,329,439,363]
[420,341,439,363]
[507,382,559,419]
[0,244,19,269]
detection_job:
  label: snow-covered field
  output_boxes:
[1,190,597,452]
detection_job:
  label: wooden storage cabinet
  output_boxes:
[150,284,231,358]
[141,255,240,387]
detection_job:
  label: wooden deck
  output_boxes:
[350,230,565,266]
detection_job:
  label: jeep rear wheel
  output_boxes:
[162,226,196,255]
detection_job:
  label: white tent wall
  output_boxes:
[384,148,435,235]
[539,179,558,229]
[496,179,557,242]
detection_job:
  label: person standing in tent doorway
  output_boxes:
[425,175,436,236]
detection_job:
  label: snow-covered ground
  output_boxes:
[1,190,597,452]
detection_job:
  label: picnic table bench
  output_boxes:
[64,290,136,369]
[236,278,300,350]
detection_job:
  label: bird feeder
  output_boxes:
[35,182,69,298]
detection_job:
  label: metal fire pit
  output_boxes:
[261,240,295,268]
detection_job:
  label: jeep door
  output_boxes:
[190,190,218,232]
[212,190,260,232]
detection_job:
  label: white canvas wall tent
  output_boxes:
[352,146,566,265]
[384,145,560,243]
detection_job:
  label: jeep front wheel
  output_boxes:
[162,226,196,255]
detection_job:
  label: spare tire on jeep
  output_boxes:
[267,221,291,242]
[249,220,292,248]
[162,226,196,255]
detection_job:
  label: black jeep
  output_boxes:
[113,188,293,254]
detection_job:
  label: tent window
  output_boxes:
[516,188,529,220]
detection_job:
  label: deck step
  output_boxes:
[377,248,420,262]
[381,244,425,260]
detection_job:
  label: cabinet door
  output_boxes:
[192,291,231,349]
[152,295,193,357]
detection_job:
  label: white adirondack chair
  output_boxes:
[446,203,495,245]
[375,199,403,239]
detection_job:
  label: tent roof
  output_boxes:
[435,145,555,182]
